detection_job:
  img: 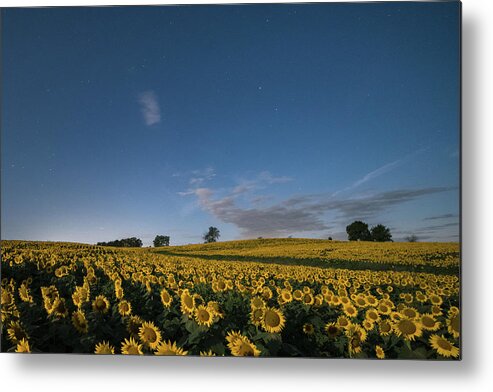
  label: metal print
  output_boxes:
[0,1,461,358]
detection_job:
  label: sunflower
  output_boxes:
[362,319,375,331]
[343,304,358,318]
[416,292,428,303]
[160,288,173,308]
[230,336,261,357]
[325,322,340,338]
[393,317,422,341]
[345,324,367,343]
[293,289,303,301]
[195,305,214,327]
[378,320,393,336]
[261,307,285,333]
[72,310,89,334]
[401,307,419,319]
[354,295,367,308]
[121,337,143,355]
[365,308,380,323]
[115,287,124,300]
[250,296,266,310]
[431,305,443,316]
[375,345,385,359]
[180,289,195,315]
[420,314,441,331]
[280,289,293,303]
[429,334,460,358]
[429,294,443,306]
[16,338,31,353]
[95,341,115,354]
[92,295,110,314]
[154,340,188,356]
[118,300,132,317]
[377,303,391,315]
[200,350,216,356]
[18,284,33,303]
[366,295,378,307]
[303,323,315,335]
[226,330,243,349]
[207,301,224,319]
[261,286,273,300]
[337,315,351,329]
[250,307,264,327]
[127,315,143,337]
[1,289,13,306]
[7,321,28,343]
[302,292,314,306]
[447,311,460,338]
[139,321,162,349]
[52,298,69,318]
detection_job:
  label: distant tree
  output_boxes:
[328,237,333,241]
[370,224,393,242]
[153,235,170,247]
[257,237,263,239]
[405,234,419,243]
[97,237,143,247]
[346,221,372,241]
[203,227,220,243]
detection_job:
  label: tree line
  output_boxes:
[96,226,221,248]
[96,221,417,248]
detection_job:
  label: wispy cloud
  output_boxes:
[189,167,216,186]
[231,171,293,196]
[335,147,430,196]
[138,90,161,126]
[423,213,458,221]
[189,185,455,238]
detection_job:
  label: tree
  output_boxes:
[153,235,170,247]
[370,224,393,242]
[203,226,220,243]
[346,221,371,241]
[97,237,143,247]
[405,234,418,242]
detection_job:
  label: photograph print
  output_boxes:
[1,1,460,358]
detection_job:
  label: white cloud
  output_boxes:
[138,90,161,126]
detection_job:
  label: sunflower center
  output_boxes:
[437,338,452,350]
[143,327,157,342]
[239,342,255,356]
[422,316,435,328]
[450,315,459,332]
[264,310,280,327]
[198,309,210,322]
[184,295,193,308]
[328,326,338,335]
[399,320,417,335]
[127,345,140,355]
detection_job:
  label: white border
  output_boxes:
[1,0,492,391]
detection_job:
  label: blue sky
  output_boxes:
[1,2,460,245]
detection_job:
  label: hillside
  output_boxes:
[152,238,460,274]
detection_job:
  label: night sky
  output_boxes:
[1,2,460,245]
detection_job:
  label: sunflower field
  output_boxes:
[1,239,460,358]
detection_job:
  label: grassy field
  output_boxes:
[1,239,460,358]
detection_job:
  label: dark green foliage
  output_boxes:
[346,221,372,241]
[153,235,170,247]
[96,237,143,247]
[370,224,393,242]
[203,227,220,243]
